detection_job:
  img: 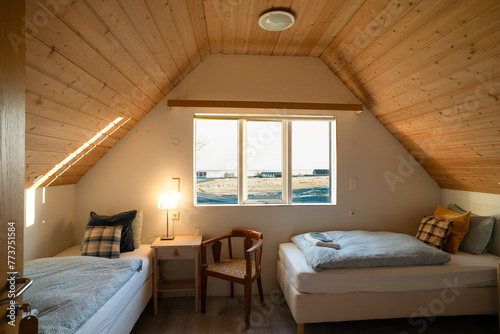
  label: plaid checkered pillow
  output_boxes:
[415,216,453,250]
[81,225,122,258]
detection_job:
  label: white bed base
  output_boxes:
[55,245,153,333]
[277,260,499,334]
[108,275,153,334]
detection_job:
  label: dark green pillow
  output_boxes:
[87,210,137,253]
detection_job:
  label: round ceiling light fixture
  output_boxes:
[258,10,295,31]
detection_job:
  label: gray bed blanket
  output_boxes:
[291,230,451,271]
[24,256,143,334]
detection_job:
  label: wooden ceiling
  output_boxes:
[24,0,500,194]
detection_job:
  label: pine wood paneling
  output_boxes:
[244,0,275,55]
[26,38,146,121]
[308,0,365,57]
[117,0,183,86]
[23,0,500,194]
[26,1,156,110]
[46,0,166,101]
[84,0,177,91]
[320,0,395,67]
[185,0,210,60]
[204,0,223,54]
[232,0,256,55]
[1,2,25,330]
[351,2,499,107]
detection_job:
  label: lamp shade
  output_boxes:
[157,193,177,210]
[258,10,295,31]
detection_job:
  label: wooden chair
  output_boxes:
[201,228,264,329]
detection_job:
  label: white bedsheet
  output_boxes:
[54,245,152,334]
[279,242,498,294]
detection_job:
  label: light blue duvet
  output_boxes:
[24,256,142,334]
[291,230,451,272]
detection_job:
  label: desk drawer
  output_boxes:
[157,246,195,259]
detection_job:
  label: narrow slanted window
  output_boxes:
[194,115,336,205]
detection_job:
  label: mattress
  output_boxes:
[54,245,152,334]
[279,242,498,294]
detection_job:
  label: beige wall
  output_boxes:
[75,55,440,294]
[24,185,75,261]
[441,189,500,256]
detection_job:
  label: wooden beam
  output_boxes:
[167,99,363,113]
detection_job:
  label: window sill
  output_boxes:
[193,202,336,207]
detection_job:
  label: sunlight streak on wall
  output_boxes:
[26,188,35,227]
[31,117,130,189]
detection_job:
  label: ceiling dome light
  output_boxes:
[258,10,295,31]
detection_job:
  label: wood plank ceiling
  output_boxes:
[24,0,500,194]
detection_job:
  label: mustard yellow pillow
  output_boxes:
[434,205,471,253]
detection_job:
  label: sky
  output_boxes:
[195,119,332,173]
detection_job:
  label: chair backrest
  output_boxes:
[228,228,263,276]
[229,228,263,241]
[227,228,262,258]
[202,228,264,278]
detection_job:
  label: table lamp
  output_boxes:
[158,193,177,240]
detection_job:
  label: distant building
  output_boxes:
[313,169,329,175]
[259,172,282,178]
[196,171,207,178]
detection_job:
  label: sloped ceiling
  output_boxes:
[24,0,500,194]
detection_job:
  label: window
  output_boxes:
[194,115,336,205]
[195,119,238,204]
[292,121,332,203]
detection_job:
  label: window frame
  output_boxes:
[194,114,337,206]
[239,119,288,205]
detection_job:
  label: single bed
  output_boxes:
[277,241,499,334]
[25,244,153,334]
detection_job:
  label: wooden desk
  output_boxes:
[151,235,202,315]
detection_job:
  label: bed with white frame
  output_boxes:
[24,208,153,334]
[278,205,500,333]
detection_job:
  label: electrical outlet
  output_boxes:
[171,211,180,220]
[349,209,357,216]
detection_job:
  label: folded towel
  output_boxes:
[304,233,341,249]
[309,232,333,242]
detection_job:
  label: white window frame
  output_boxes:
[239,119,288,205]
[194,114,336,206]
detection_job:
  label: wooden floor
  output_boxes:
[131,294,498,334]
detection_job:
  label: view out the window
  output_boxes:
[195,117,335,205]
[195,119,238,204]
[246,121,283,201]
[292,121,332,203]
